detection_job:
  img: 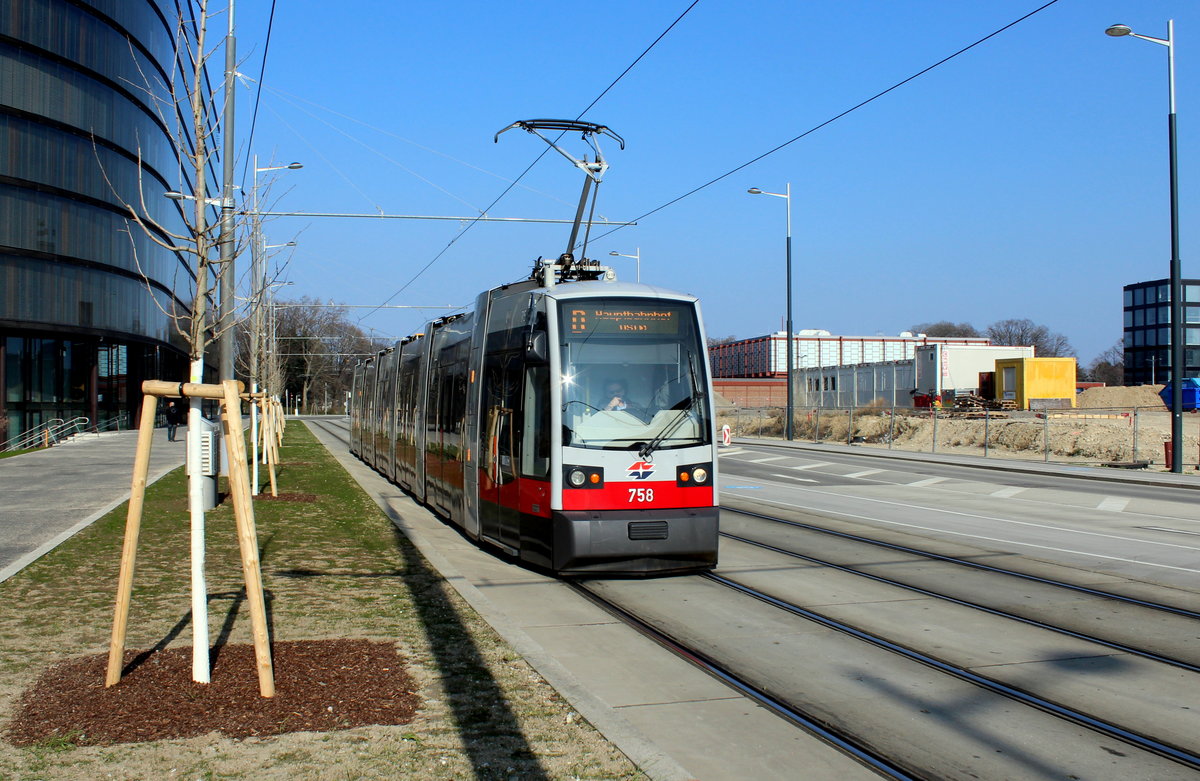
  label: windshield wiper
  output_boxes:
[639,357,702,460]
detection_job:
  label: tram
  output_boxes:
[350,118,718,574]
[350,259,719,574]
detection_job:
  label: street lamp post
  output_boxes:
[1107,20,1183,473]
[608,249,641,282]
[250,158,301,492]
[748,184,794,440]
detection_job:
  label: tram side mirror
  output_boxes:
[526,330,548,363]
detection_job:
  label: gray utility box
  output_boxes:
[192,416,221,510]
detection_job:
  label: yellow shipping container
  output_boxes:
[994,357,1077,410]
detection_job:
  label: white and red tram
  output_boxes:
[350,270,719,575]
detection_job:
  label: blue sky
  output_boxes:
[225,1,1200,364]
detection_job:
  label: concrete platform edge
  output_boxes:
[304,422,696,781]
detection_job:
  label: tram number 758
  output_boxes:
[628,488,655,503]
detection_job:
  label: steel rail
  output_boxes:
[705,571,1200,771]
[567,581,917,781]
[722,505,1200,620]
[719,526,1200,674]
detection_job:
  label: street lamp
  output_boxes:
[250,158,301,492]
[1106,20,1183,472]
[748,184,794,440]
[608,249,641,282]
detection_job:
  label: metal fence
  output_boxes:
[718,403,1199,470]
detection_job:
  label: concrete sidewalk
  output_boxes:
[0,428,186,582]
[305,419,870,781]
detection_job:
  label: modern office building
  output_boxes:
[1122,279,1200,386]
[1,1,212,443]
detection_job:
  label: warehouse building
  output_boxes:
[709,330,990,378]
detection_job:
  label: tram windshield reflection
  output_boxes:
[558,298,711,450]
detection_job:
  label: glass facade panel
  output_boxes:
[5,337,23,403]
[1134,309,1144,327]
[0,115,191,240]
[1188,285,1200,303]
[0,46,174,175]
[1124,289,1133,306]
[1,1,209,440]
[1125,310,1133,327]
[1134,287,1145,306]
[1158,285,1170,303]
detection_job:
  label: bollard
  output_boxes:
[1165,441,1174,471]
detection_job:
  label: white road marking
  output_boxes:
[725,491,1200,573]
[771,473,818,483]
[990,486,1026,498]
[718,448,746,457]
[743,455,792,463]
[907,477,948,487]
[1098,496,1130,512]
[790,462,831,470]
[845,469,884,479]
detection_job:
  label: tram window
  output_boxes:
[522,366,550,479]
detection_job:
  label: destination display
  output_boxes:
[566,304,680,335]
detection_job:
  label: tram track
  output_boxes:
[719,505,1200,669]
[568,581,919,781]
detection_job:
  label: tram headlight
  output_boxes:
[564,465,604,488]
[676,462,712,487]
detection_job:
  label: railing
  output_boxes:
[1,416,91,453]
[718,403,1196,470]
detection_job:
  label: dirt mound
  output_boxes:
[1077,385,1166,410]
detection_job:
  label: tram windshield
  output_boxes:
[558,298,711,452]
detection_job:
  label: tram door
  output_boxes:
[479,354,522,551]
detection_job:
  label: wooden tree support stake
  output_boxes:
[106,379,276,697]
[105,392,159,687]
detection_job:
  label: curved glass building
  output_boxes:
[1,0,211,442]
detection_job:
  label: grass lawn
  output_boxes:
[0,421,642,779]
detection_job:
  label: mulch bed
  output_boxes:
[6,639,419,746]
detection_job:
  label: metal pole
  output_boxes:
[250,155,262,494]
[931,407,938,453]
[1133,406,1140,462]
[984,409,990,458]
[1109,19,1183,472]
[1043,410,1050,462]
[1167,19,1184,473]
[785,183,794,441]
[217,1,237,383]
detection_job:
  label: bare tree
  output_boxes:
[909,321,981,338]
[1086,340,1125,385]
[109,0,238,684]
[985,318,1075,357]
[272,298,377,413]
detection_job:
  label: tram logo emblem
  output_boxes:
[570,309,587,332]
[628,461,655,480]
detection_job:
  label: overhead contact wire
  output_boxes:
[239,0,279,189]
[362,0,704,321]
[587,0,1064,245]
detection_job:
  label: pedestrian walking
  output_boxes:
[165,399,185,441]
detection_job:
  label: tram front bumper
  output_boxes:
[551,506,719,575]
